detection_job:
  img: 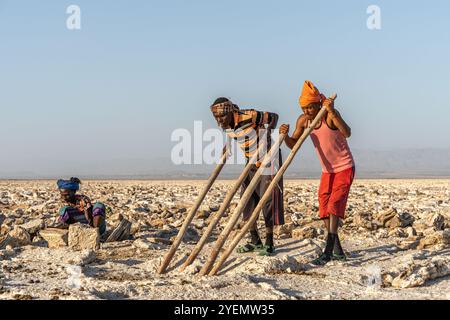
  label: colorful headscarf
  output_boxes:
[210,100,239,117]
[299,80,326,107]
[57,179,80,191]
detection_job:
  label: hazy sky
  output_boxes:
[0,0,449,176]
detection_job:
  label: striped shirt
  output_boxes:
[226,109,275,159]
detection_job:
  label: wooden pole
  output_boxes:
[209,94,337,276]
[179,138,268,272]
[157,151,228,274]
[199,133,286,276]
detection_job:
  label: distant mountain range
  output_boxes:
[1,148,449,179]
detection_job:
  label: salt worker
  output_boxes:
[55,177,107,235]
[210,97,284,256]
[279,81,355,265]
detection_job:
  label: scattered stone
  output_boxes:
[354,212,377,230]
[292,226,317,239]
[397,236,421,250]
[385,212,414,229]
[147,237,172,245]
[132,238,163,250]
[405,227,417,238]
[417,229,450,250]
[375,208,397,226]
[1,226,31,248]
[192,219,206,229]
[68,224,100,251]
[196,210,210,220]
[181,227,199,243]
[19,218,45,236]
[275,223,294,239]
[149,219,165,228]
[383,255,450,288]
[428,213,445,231]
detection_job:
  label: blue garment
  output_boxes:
[57,179,80,191]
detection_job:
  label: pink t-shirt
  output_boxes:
[309,118,355,173]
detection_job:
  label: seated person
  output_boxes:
[55,177,107,235]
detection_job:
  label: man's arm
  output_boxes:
[328,109,351,138]
[93,215,104,228]
[322,98,351,138]
[279,115,306,149]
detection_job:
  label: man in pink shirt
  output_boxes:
[280,81,355,266]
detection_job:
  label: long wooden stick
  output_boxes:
[199,133,286,276]
[157,151,228,274]
[209,94,337,276]
[179,138,268,272]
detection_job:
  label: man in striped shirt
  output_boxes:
[210,97,284,255]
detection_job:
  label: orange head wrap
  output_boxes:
[299,80,326,108]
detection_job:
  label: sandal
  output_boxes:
[332,253,347,261]
[258,245,275,256]
[311,253,332,266]
[236,243,263,253]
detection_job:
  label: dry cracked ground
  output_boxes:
[0,179,449,300]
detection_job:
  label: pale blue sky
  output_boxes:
[0,0,449,176]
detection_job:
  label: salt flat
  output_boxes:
[0,179,449,300]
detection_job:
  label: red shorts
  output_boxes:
[318,166,355,220]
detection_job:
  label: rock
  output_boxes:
[405,227,417,238]
[171,219,183,228]
[182,260,203,275]
[292,226,317,239]
[39,228,69,248]
[375,228,389,239]
[209,205,220,212]
[386,256,450,288]
[290,212,303,226]
[19,219,45,236]
[397,236,421,250]
[0,214,5,226]
[132,238,163,250]
[375,209,414,229]
[386,213,412,229]
[181,227,199,243]
[375,208,397,226]
[354,212,377,230]
[388,228,408,238]
[147,237,172,245]
[275,223,294,239]
[428,213,445,231]
[196,209,210,220]
[149,219,165,228]
[417,229,450,250]
[68,224,100,251]
[5,226,31,248]
[192,219,206,229]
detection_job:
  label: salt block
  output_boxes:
[69,224,100,251]
[39,228,69,248]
